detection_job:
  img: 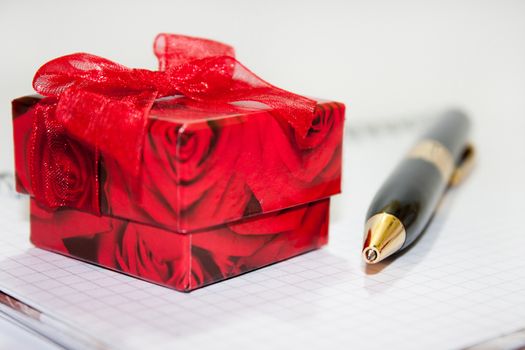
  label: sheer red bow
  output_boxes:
[29,34,316,214]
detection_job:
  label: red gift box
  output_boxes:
[12,34,345,291]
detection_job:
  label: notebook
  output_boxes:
[1,114,525,350]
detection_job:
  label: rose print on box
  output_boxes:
[30,198,330,291]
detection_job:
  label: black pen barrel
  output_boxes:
[421,110,470,164]
[366,110,470,249]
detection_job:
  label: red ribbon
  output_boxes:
[29,34,317,214]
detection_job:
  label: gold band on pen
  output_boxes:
[407,139,455,180]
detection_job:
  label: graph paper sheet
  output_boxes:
[1,125,525,350]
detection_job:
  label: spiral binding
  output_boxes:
[345,114,435,139]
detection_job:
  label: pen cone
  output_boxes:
[362,213,406,264]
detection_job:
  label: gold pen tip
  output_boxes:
[363,247,379,264]
[362,213,407,265]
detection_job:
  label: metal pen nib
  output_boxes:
[362,213,406,264]
[364,248,378,263]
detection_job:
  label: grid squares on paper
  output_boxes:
[4,212,525,350]
[2,133,525,350]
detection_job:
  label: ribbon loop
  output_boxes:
[154,33,235,70]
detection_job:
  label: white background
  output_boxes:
[2,1,525,349]
[1,0,525,172]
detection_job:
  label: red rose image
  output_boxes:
[29,101,99,214]
[237,102,343,213]
[295,103,337,149]
[30,199,112,254]
[189,226,275,286]
[141,114,252,230]
[279,102,344,183]
[94,220,269,290]
[101,100,254,232]
[95,217,288,290]
[234,199,329,268]
[98,222,192,289]
[192,199,329,282]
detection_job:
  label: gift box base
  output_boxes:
[30,198,330,292]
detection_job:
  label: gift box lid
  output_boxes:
[13,94,344,232]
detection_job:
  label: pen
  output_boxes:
[362,110,475,264]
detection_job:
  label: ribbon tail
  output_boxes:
[56,88,157,177]
[30,98,101,214]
